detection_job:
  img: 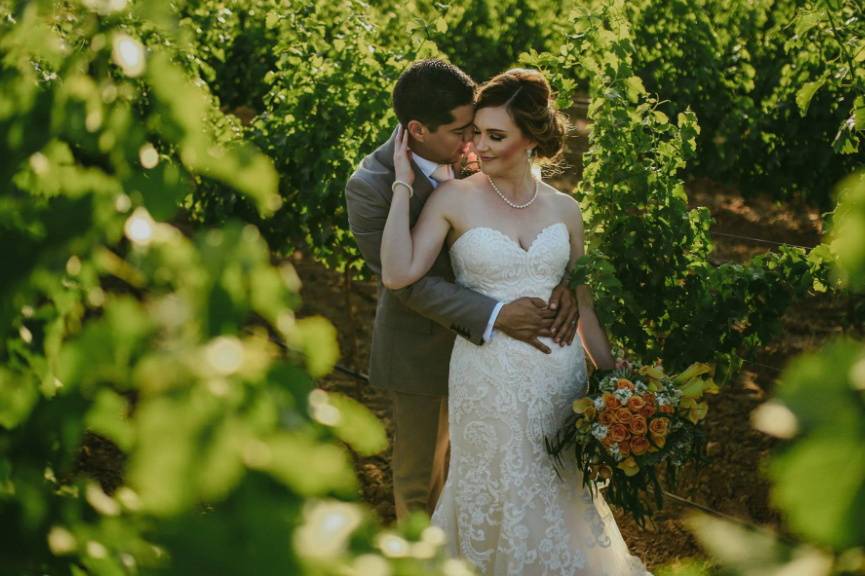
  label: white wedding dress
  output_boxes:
[431,222,652,576]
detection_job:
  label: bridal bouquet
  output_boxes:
[546,358,718,525]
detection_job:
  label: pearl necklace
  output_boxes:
[487,174,539,209]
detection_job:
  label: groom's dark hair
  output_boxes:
[393,59,476,131]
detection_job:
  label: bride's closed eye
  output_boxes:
[473,128,504,142]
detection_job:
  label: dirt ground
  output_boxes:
[295,162,858,570]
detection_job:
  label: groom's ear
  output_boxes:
[406,119,426,142]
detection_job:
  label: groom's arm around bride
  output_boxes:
[344,59,577,520]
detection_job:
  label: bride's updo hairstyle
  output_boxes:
[476,68,568,165]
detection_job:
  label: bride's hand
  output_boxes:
[393,125,415,188]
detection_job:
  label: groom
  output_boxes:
[345,59,579,520]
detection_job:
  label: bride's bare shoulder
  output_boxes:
[541,182,582,218]
[432,172,487,202]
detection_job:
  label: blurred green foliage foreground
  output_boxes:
[0,1,473,574]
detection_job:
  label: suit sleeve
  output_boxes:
[345,175,497,345]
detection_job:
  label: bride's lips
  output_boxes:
[479,155,495,161]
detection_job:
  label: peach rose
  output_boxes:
[627,395,646,413]
[599,409,616,426]
[640,402,657,418]
[603,392,619,409]
[618,440,632,457]
[617,378,635,390]
[615,407,633,425]
[649,417,670,437]
[630,435,650,456]
[629,415,648,436]
[660,404,674,414]
[609,424,629,443]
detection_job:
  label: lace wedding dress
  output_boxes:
[431,222,652,576]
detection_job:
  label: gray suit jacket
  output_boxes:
[345,128,498,396]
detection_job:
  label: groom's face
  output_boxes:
[413,104,475,164]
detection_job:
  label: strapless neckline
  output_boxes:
[450,222,567,255]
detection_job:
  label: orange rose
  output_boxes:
[615,407,633,425]
[603,393,619,409]
[660,404,674,414]
[630,435,650,456]
[602,435,616,447]
[649,417,670,437]
[629,415,648,435]
[640,402,657,418]
[609,424,628,443]
[617,378,635,390]
[599,409,616,426]
[627,395,646,412]
[618,440,632,456]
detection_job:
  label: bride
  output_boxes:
[380,68,652,575]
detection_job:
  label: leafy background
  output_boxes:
[1,0,864,574]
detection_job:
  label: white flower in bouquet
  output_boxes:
[590,423,609,441]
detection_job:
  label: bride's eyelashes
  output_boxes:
[472,128,505,142]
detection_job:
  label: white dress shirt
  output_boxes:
[411,152,503,342]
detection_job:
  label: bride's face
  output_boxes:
[472,106,534,175]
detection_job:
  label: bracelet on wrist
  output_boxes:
[391,179,414,198]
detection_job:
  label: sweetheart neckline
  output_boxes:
[449,222,567,255]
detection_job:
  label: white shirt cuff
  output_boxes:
[482,301,504,343]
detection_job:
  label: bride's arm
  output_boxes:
[565,198,616,371]
[380,127,453,290]
[381,185,452,289]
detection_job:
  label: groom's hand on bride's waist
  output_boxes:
[548,282,579,347]
[494,297,558,354]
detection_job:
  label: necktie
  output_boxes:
[430,164,453,184]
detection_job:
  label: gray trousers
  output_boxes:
[391,391,449,520]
